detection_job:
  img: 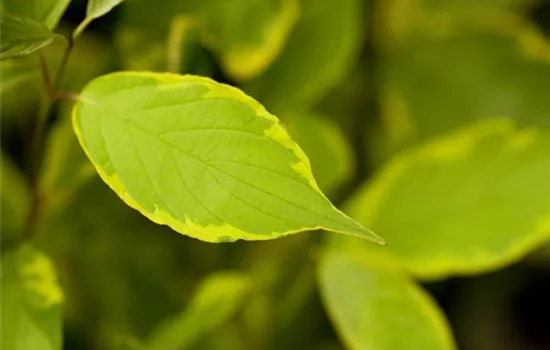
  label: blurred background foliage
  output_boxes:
[2,0,550,349]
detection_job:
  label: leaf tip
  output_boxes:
[341,227,386,246]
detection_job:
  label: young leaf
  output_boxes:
[86,0,125,20]
[318,251,456,350]
[252,0,363,112]
[146,273,250,350]
[74,0,126,39]
[1,245,64,350]
[72,72,383,244]
[199,0,299,80]
[345,118,550,279]
[1,0,71,29]
[0,10,55,59]
[1,153,31,240]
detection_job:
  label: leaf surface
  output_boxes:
[72,72,383,243]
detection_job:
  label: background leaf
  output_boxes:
[1,0,70,29]
[72,72,383,243]
[1,245,64,350]
[0,10,55,59]
[199,0,298,80]
[346,118,550,279]
[318,249,455,350]
[251,0,363,113]
[146,273,250,350]
[86,0,125,20]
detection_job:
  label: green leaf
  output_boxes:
[1,245,64,350]
[318,250,455,350]
[0,10,55,59]
[199,0,298,80]
[284,112,354,196]
[86,0,125,19]
[74,0,126,38]
[345,118,550,279]
[72,72,383,244]
[146,272,250,350]
[1,0,70,29]
[252,0,363,112]
[1,153,31,241]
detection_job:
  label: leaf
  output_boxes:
[86,0,125,20]
[1,0,71,29]
[1,245,64,350]
[146,272,250,350]
[345,118,550,279]
[252,0,363,112]
[318,250,456,350]
[284,112,354,196]
[0,10,55,59]
[72,72,383,244]
[1,153,31,241]
[199,0,298,80]
[74,0,126,38]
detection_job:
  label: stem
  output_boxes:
[53,36,74,92]
[38,53,54,99]
[73,17,93,41]
[22,35,75,244]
